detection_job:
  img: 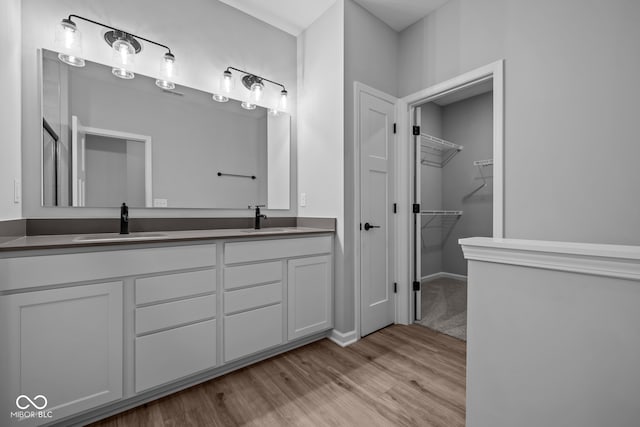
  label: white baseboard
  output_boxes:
[421,271,468,282]
[328,329,358,347]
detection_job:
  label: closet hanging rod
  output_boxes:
[420,210,463,216]
[217,172,256,180]
[473,159,493,166]
[420,133,463,152]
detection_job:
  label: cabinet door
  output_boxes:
[135,319,217,393]
[0,282,123,425]
[287,255,333,340]
[224,304,283,362]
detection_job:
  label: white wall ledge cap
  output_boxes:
[459,237,640,280]
[460,237,640,260]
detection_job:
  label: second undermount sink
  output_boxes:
[74,232,169,242]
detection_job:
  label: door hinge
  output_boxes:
[412,203,420,214]
[393,282,398,293]
[393,203,397,214]
[413,281,421,292]
[412,125,420,136]
[393,123,397,134]
[359,222,362,230]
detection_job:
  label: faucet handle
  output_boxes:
[248,204,266,209]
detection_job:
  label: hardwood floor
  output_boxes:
[91,325,466,427]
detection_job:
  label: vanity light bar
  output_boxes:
[55,14,177,88]
[214,66,288,112]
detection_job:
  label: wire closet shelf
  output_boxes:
[420,133,463,168]
[420,210,463,232]
[420,210,463,216]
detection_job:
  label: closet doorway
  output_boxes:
[400,61,504,337]
[415,86,493,340]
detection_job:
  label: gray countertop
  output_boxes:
[0,227,334,252]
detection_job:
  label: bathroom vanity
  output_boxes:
[0,227,333,426]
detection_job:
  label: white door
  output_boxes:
[360,90,396,337]
[71,115,86,206]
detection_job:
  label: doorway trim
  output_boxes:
[395,60,505,324]
[353,82,398,342]
[73,120,153,208]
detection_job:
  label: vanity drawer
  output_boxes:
[136,294,216,335]
[224,282,282,314]
[224,304,283,362]
[223,261,282,290]
[224,236,332,264]
[135,319,217,393]
[135,269,216,305]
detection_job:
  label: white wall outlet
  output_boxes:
[153,198,168,207]
[300,192,307,207]
[13,179,21,204]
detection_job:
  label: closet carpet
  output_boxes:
[90,325,466,427]
[418,278,467,341]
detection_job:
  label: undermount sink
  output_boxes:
[241,228,291,233]
[74,232,168,242]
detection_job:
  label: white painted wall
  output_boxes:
[462,238,640,427]
[267,114,291,209]
[343,0,398,333]
[21,0,297,218]
[0,0,22,221]
[297,1,345,329]
[399,0,640,245]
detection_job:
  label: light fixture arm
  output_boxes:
[225,66,286,92]
[67,14,172,55]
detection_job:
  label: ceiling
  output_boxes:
[352,0,449,32]
[218,0,449,36]
[218,0,336,36]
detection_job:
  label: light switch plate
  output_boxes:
[300,192,306,207]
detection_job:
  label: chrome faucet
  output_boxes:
[253,205,267,229]
[120,202,129,234]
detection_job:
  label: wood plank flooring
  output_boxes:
[91,325,466,427]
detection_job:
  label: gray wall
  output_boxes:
[342,0,398,332]
[398,0,640,245]
[84,135,127,207]
[22,0,297,218]
[467,258,640,427]
[84,136,146,207]
[441,93,493,275]
[0,0,22,221]
[420,93,493,277]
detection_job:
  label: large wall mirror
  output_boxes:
[40,49,291,210]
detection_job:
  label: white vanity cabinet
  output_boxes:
[0,281,123,425]
[223,235,333,360]
[134,269,217,393]
[0,243,217,426]
[287,255,333,340]
[0,233,333,426]
[223,261,284,361]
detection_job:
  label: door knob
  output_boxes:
[364,222,381,231]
